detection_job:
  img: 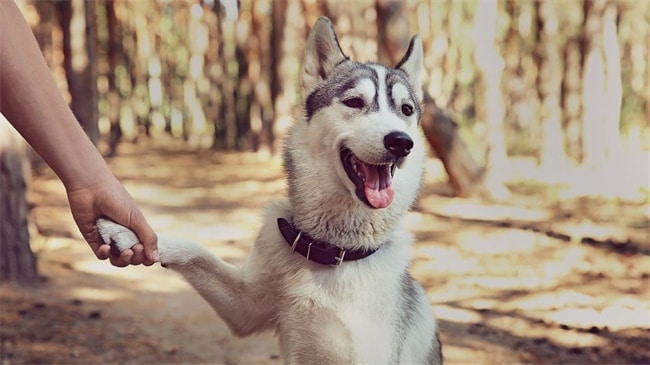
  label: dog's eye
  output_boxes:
[342,97,365,109]
[401,104,414,116]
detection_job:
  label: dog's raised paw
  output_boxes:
[96,218,139,252]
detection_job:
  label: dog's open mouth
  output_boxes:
[341,148,396,209]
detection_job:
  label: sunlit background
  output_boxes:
[1,0,649,364]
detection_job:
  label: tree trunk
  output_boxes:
[204,2,223,148]
[105,0,122,156]
[562,37,583,163]
[213,7,238,150]
[246,0,273,156]
[504,0,540,158]
[472,0,509,200]
[0,117,37,282]
[421,96,482,197]
[57,0,99,144]
[473,0,508,172]
[234,12,251,151]
[185,2,210,148]
[421,95,508,200]
[269,1,288,154]
[601,2,622,159]
[376,0,410,66]
[323,0,377,61]
[535,0,566,169]
[581,0,622,166]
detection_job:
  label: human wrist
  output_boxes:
[59,156,116,193]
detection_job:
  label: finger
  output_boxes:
[129,244,145,266]
[81,225,105,258]
[129,214,159,263]
[90,243,112,260]
[142,251,157,266]
[109,249,134,267]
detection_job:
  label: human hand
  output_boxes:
[66,174,159,267]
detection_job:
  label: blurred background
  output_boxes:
[1,0,648,364]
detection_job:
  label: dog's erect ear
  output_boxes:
[301,17,348,97]
[396,36,424,102]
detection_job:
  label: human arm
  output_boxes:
[0,1,158,266]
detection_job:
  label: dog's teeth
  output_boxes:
[350,156,357,170]
[350,156,366,182]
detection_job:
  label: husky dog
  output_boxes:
[98,17,441,364]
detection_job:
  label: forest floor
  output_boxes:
[1,140,649,365]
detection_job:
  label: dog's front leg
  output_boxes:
[96,218,273,336]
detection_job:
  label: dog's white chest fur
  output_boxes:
[338,301,395,361]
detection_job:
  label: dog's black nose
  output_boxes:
[384,131,413,158]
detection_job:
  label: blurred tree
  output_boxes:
[563,37,584,163]
[581,0,622,165]
[323,0,377,61]
[376,0,410,66]
[302,0,325,32]
[234,8,251,150]
[421,95,494,199]
[56,0,99,144]
[472,0,509,199]
[270,0,288,154]
[104,0,123,155]
[185,2,211,147]
[535,0,566,169]
[376,0,505,199]
[111,0,139,143]
[12,0,647,195]
[619,1,650,149]
[213,4,239,150]
[0,118,38,282]
[503,0,541,157]
[204,1,223,146]
[246,0,273,155]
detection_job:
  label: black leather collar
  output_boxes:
[277,218,378,267]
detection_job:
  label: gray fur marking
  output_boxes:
[304,62,420,123]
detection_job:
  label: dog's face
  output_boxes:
[284,17,425,227]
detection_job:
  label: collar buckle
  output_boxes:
[331,247,346,267]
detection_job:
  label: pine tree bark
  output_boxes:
[0,118,37,282]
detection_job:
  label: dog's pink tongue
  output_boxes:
[361,163,395,209]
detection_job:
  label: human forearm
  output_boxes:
[0,1,109,191]
[1,1,158,265]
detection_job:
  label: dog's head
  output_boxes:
[284,17,425,242]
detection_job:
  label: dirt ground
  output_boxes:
[1,141,649,365]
